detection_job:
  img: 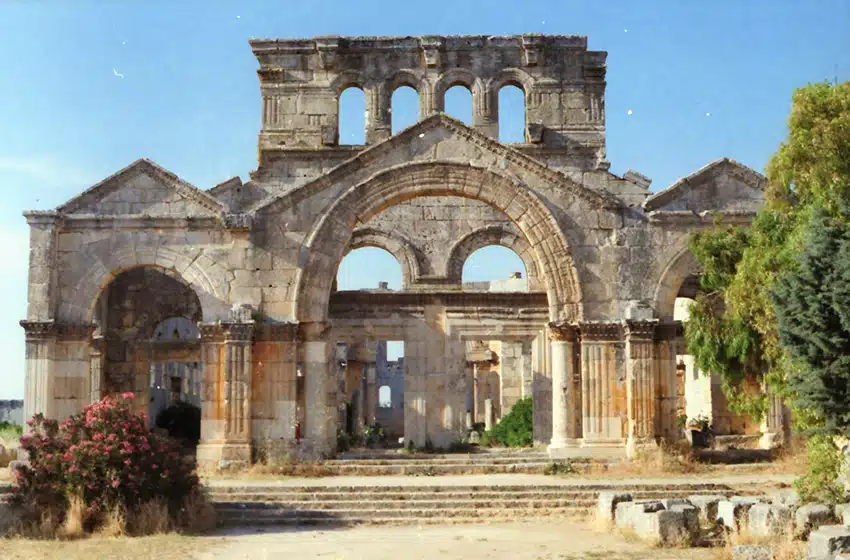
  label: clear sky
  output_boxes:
[0,1,848,398]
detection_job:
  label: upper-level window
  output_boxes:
[462,246,528,292]
[498,85,526,143]
[339,87,366,145]
[444,85,472,126]
[379,385,392,408]
[336,247,402,292]
[391,86,419,135]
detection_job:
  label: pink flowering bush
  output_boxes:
[12,393,200,531]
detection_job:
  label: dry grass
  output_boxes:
[60,496,86,539]
[580,443,707,478]
[713,526,806,560]
[763,437,809,476]
[0,533,219,560]
[127,499,170,537]
[97,506,126,538]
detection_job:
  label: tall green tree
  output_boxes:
[684,81,850,421]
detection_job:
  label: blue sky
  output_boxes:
[0,0,847,398]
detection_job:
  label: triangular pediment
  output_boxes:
[644,158,766,214]
[252,114,621,215]
[58,159,225,216]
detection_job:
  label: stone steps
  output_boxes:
[210,482,767,527]
[321,451,598,475]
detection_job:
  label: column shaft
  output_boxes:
[548,324,577,455]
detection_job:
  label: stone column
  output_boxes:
[654,322,680,442]
[484,398,494,431]
[20,321,57,430]
[760,389,786,449]
[364,362,377,426]
[580,323,626,447]
[89,335,105,404]
[548,324,579,456]
[532,329,553,446]
[252,323,299,460]
[299,321,336,458]
[23,211,59,323]
[472,85,498,139]
[196,310,254,468]
[365,84,391,144]
[403,339,427,448]
[625,320,658,457]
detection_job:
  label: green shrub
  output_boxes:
[543,461,575,475]
[794,434,847,505]
[486,397,533,448]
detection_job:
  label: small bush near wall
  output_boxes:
[486,397,533,447]
[11,393,213,536]
[794,434,848,505]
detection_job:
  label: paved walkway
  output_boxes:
[204,472,795,488]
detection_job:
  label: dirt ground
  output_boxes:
[0,522,721,560]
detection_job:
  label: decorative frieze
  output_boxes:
[254,322,299,342]
[624,320,658,341]
[580,322,623,342]
[221,213,253,232]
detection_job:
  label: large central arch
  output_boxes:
[295,161,582,323]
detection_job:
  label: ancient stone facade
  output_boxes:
[21,34,784,465]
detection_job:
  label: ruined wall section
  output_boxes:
[250,35,607,192]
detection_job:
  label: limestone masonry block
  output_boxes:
[596,492,632,525]
[809,525,850,560]
[747,503,793,538]
[795,504,835,540]
[731,546,772,560]
[835,504,850,526]
[688,495,724,525]
[719,498,760,533]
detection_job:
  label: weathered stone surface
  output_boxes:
[597,492,633,525]
[0,502,22,537]
[808,525,850,560]
[835,503,850,526]
[770,489,802,508]
[731,545,771,560]
[747,503,793,538]
[719,499,759,532]
[795,504,835,540]
[19,33,786,463]
[688,494,724,524]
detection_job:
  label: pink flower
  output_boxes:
[121,392,135,401]
[111,480,120,488]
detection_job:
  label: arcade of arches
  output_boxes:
[20,34,787,466]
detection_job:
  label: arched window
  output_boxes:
[444,85,472,125]
[391,86,419,134]
[462,246,528,292]
[379,385,392,408]
[336,247,403,291]
[498,85,526,143]
[339,87,366,145]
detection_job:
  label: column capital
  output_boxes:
[624,319,659,341]
[654,321,683,341]
[579,321,623,342]
[199,322,254,343]
[20,320,56,340]
[254,322,299,342]
[548,322,578,342]
[23,211,61,227]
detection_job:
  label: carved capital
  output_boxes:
[200,322,254,343]
[579,321,623,342]
[548,322,578,342]
[624,320,658,341]
[20,320,57,340]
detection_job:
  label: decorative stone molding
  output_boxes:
[20,320,57,340]
[579,322,623,342]
[624,320,658,341]
[521,34,542,66]
[315,36,340,69]
[199,322,254,343]
[654,321,683,341]
[20,321,96,343]
[221,213,253,232]
[419,36,443,68]
[254,322,299,342]
[23,211,61,227]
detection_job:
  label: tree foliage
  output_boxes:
[486,397,533,447]
[772,206,850,435]
[684,81,850,422]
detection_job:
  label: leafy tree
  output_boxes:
[684,81,850,421]
[486,397,533,447]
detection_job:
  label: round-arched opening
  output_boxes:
[339,86,366,145]
[96,267,202,447]
[391,86,420,134]
[461,245,528,292]
[336,247,403,292]
[444,84,472,126]
[378,385,392,408]
[498,84,525,143]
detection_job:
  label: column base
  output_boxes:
[547,438,582,459]
[196,441,252,470]
[626,436,658,459]
[580,438,627,448]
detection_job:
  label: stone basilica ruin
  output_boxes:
[20,34,787,467]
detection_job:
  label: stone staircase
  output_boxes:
[210,481,764,527]
[321,449,586,475]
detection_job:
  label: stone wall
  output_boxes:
[0,401,23,425]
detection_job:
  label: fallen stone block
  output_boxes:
[596,492,632,526]
[808,525,850,560]
[630,508,697,546]
[769,489,801,508]
[688,494,724,525]
[748,503,793,538]
[660,497,690,509]
[719,498,759,532]
[795,504,834,540]
[615,501,634,530]
[731,545,771,560]
[669,503,700,535]
[834,503,850,526]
